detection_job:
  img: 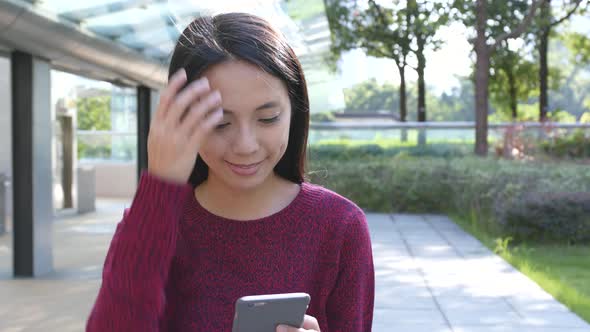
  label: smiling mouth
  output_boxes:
[226,161,262,168]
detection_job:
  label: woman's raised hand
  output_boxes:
[147,68,223,184]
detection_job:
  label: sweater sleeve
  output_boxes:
[86,171,193,332]
[326,208,375,332]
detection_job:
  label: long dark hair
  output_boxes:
[168,13,310,188]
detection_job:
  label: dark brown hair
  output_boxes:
[168,12,310,188]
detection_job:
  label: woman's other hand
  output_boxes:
[276,314,321,332]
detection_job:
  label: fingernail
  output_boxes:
[193,77,209,90]
[276,325,288,332]
[176,68,187,80]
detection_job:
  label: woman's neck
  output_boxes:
[194,174,300,221]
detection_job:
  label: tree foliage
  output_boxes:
[489,44,539,118]
[323,0,449,123]
[76,95,112,131]
[341,77,475,121]
[343,78,397,113]
[323,0,413,120]
[565,32,590,66]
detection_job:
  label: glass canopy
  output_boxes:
[22,0,330,65]
[15,0,340,111]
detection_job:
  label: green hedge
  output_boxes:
[307,152,590,244]
[307,143,472,161]
[502,192,590,244]
[541,129,590,159]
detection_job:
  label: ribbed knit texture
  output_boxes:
[86,171,374,331]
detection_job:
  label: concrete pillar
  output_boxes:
[11,51,53,277]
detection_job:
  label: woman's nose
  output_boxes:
[232,126,259,155]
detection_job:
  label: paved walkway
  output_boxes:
[0,203,588,331]
[371,213,590,332]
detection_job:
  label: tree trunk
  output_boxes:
[399,64,408,141]
[508,69,518,120]
[417,36,427,145]
[399,65,407,122]
[474,0,489,156]
[539,0,551,122]
[417,49,426,122]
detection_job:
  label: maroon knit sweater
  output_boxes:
[86,171,375,331]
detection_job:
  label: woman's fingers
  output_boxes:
[154,68,187,120]
[301,315,320,331]
[165,77,211,128]
[276,326,316,332]
[276,315,320,332]
[181,90,222,137]
[188,107,223,147]
[147,71,222,184]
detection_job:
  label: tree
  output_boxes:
[489,43,538,120]
[342,78,398,113]
[76,95,112,160]
[341,77,478,122]
[407,0,450,122]
[551,32,590,120]
[323,0,413,122]
[534,0,585,122]
[76,95,112,131]
[324,0,450,126]
[565,32,590,66]
[437,76,476,121]
[454,0,542,155]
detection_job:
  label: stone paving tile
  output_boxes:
[372,308,448,326]
[506,294,571,314]
[375,293,438,310]
[436,296,522,326]
[519,311,590,329]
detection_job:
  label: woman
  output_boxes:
[86,12,374,332]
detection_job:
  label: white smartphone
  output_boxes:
[231,292,311,332]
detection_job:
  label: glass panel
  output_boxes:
[51,70,137,165]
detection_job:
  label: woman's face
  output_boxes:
[198,60,292,191]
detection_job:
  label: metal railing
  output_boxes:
[70,122,590,161]
[308,121,590,145]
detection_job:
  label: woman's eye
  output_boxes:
[260,116,279,124]
[215,123,230,130]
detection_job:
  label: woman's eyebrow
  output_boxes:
[223,101,280,114]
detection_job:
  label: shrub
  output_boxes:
[307,159,393,212]
[307,142,471,162]
[541,129,590,159]
[307,151,590,244]
[501,192,590,244]
[310,112,336,123]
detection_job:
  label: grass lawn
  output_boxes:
[450,213,590,323]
